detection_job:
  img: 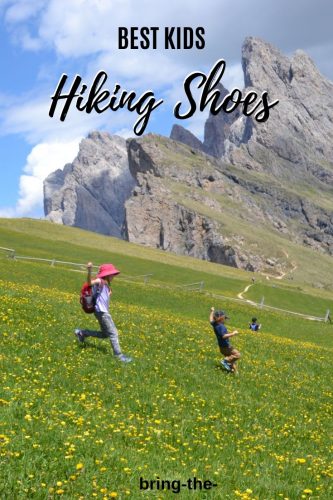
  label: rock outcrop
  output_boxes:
[222,37,333,185]
[203,84,242,157]
[169,37,333,255]
[124,136,245,267]
[44,132,135,237]
[170,124,205,153]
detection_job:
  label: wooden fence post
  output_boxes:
[324,309,331,323]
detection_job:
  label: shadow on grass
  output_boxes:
[214,363,237,375]
[75,340,109,354]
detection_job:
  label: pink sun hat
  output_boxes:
[96,263,120,278]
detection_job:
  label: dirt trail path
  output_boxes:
[237,284,257,304]
[276,261,298,280]
[237,251,298,300]
[261,249,298,281]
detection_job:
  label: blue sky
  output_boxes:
[1,0,332,218]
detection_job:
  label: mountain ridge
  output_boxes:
[43,37,333,278]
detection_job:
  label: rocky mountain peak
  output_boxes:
[204,37,333,183]
[44,132,135,237]
[203,83,242,158]
[170,124,205,152]
[242,37,292,90]
[44,38,333,275]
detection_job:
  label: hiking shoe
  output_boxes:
[221,359,232,372]
[116,354,132,363]
[74,329,85,343]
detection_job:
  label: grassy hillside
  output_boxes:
[0,218,332,316]
[0,220,333,499]
[0,218,252,281]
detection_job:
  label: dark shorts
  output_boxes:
[219,346,241,361]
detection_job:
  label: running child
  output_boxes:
[75,262,132,363]
[209,307,240,373]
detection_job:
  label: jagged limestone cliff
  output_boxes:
[44,38,333,274]
[44,132,135,237]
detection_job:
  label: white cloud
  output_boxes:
[0,139,80,217]
[20,31,43,51]
[92,50,188,90]
[16,174,43,216]
[4,0,45,24]
[23,140,80,178]
[0,87,137,143]
[35,0,207,58]
[4,0,333,76]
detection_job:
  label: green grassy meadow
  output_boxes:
[0,220,333,499]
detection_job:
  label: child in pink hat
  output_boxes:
[75,262,132,363]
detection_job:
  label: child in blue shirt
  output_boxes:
[249,317,261,332]
[209,307,240,373]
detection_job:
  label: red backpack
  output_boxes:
[80,281,104,314]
